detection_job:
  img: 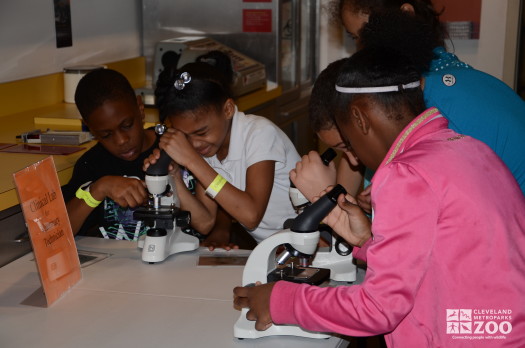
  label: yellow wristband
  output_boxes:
[75,184,102,208]
[205,174,227,199]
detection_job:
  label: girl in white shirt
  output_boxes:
[144,51,299,247]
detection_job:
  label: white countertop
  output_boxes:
[0,237,350,348]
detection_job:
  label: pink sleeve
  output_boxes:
[270,163,439,336]
[352,237,372,261]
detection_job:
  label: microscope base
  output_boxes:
[138,228,199,263]
[234,309,330,339]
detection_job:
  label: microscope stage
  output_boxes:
[267,265,330,285]
[133,207,176,219]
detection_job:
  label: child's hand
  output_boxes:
[159,128,200,168]
[143,148,162,172]
[90,176,148,208]
[233,282,275,331]
[290,151,337,202]
[201,239,240,251]
[357,184,372,214]
[200,226,239,251]
[143,148,179,174]
[316,186,371,247]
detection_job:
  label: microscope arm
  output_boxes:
[242,185,347,286]
[242,230,320,286]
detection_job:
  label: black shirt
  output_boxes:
[62,136,200,240]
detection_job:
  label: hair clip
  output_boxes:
[154,124,167,135]
[174,72,191,90]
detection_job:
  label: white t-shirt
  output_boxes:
[204,108,300,242]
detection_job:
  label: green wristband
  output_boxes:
[75,183,102,208]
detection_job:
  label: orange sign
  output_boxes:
[13,156,81,306]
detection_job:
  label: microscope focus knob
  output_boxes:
[175,211,191,229]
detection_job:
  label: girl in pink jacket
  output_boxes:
[234,47,525,347]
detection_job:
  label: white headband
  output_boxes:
[335,81,421,94]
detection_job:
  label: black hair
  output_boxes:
[330,0,446,47]
[74,68,137,121]
[154,50,234,123]
[308,58,349,132]
[334,46,426,126]
[359,10,436,74]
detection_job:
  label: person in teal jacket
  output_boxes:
[339,0,525,194]
[424,46,525,191]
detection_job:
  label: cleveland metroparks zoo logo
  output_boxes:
[446,308,513,341]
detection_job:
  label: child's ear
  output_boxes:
[136,95,146,121]
[223,98,235,120]
[350,104,370,135]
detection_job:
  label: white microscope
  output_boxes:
[133,125,199,263]
[234,185,347,339]
[289,148,357,283]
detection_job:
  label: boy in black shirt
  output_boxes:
[62,69,197,240]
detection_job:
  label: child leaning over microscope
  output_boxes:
[233,47,525,347]
[144,51,300,249]
[62,68,197,241]
[291,57,372,213]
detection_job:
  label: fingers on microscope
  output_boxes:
[253,315,273,331]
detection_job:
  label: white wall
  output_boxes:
[0,0,142,83]
[319,0,521,88]
[319,0,355,71]
[476,0,521,87]
[2,0,519,87]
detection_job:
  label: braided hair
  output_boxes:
[359,9,437,74]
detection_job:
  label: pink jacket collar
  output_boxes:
[378,107,445,170]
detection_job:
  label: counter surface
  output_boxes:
[0,237,350,348]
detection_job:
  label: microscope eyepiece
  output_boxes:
[290,184,347,233]
[320,148,337,166]
[146,150,172,176]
